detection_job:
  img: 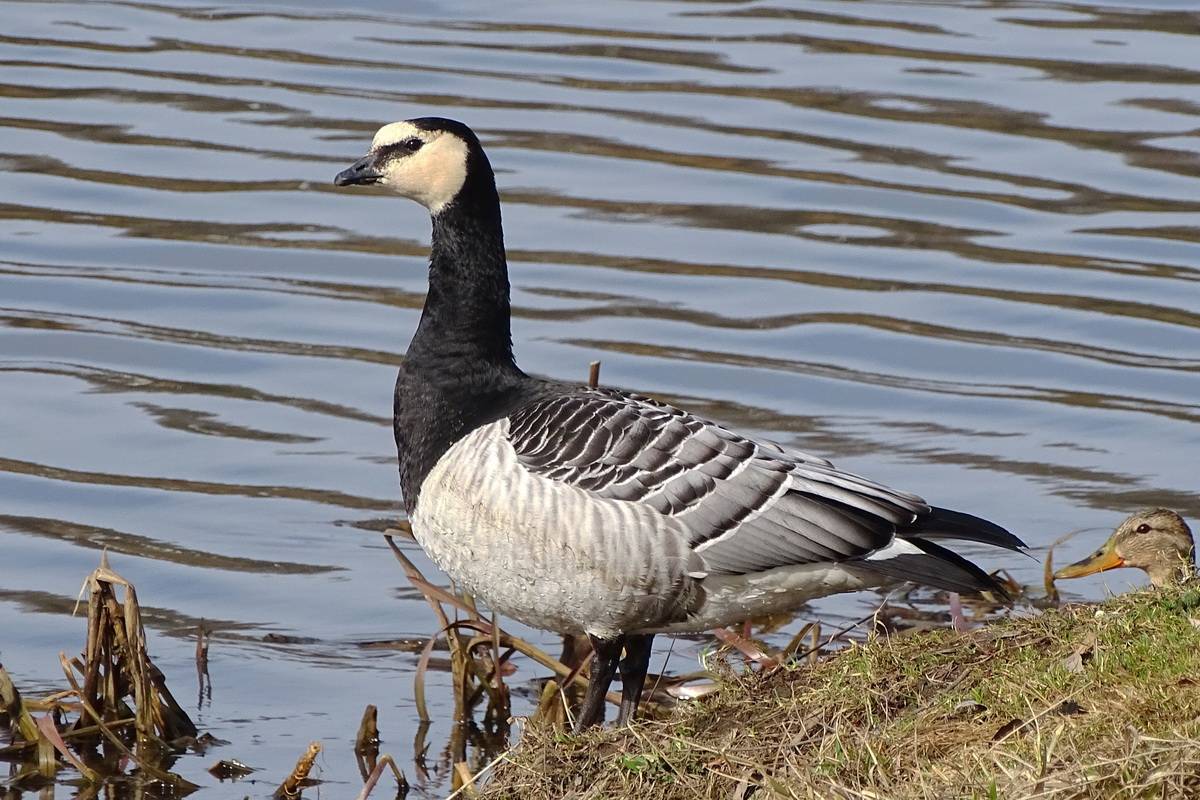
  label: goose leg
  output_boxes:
[575,635,622,731]
[616,633,653,725]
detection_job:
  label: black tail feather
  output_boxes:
[859,535,1010,598]
[908,506,1026,552]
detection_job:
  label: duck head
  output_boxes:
[1055,508,1195,587]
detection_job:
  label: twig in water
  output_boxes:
[0,664,56,778]
[0,717,135,756]
[1044,527,1090,605]
[453,762,478,797]
[196,620,211,706]
[355,703,380,780]
[445,750,511,800]
[353,753,408,800]
[792,593,897,663]
[779,622,820,665]
[0,665,44,750]
[273,740,321,800]
[711,628,779,669]
[58,653,198,790]
[385,534,477,723]
[646,635,677,708]
[35,714,97,781]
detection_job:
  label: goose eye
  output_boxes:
[1135,523,1151,534]
[377,138,424,161]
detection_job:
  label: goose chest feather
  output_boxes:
[334,116,1026,729]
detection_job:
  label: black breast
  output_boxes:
[393,357,550,513]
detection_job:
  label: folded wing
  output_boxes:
[507,387,1022,589]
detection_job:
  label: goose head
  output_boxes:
[333,117,490,214]
[1055,508,1195,588]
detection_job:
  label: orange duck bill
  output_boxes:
[1055,543,1125,579]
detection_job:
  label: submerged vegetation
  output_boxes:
[480,584,1200,800]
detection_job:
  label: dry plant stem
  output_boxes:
[490,611,502,689]
[384,537,452,630]
[446,751,511,800]
[355,703,380,781]
[445,620,622,706]
[711,628,778,668]
[385,535,474,722]
[0,718,135,756]
[274,740,322,800]
[453,761,478,797]
[195,621,210,701]
[148,661,197,740]
[94,564,155,739]
[78,584,109,744]
[0,664,55,778]
[0,664,42,745]
[4,555,199,791]
[23,689,77,712]
[791,593,895,663]
[391,539,564,721]
[463,633,512,717]
[80,557,197,745]
[353,753,408,800]
[36,713,98,781]
[355,703,380,755]
[533,680,564,726]
[58,653,198,791]
[1044,527,1087,604]
[195,622,208,672]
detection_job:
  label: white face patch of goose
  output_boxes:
[370,121,468,214]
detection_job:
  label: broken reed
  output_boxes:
[0,552,200,792]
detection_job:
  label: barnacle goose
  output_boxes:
[334,117,1026,730]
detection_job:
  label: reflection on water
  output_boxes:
[2,0,1199,795]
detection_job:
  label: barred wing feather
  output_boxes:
[507,388,934,576]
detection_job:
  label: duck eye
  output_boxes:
[1135,523,1151,534]
[402,137,423,151]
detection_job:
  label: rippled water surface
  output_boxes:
[3,0,1199,795]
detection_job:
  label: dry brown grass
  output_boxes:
[480,584,1200,799]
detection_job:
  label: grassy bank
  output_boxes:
[480,586,1200,799]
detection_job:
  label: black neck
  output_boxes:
[394,145,536,513]
[406,171,515,371]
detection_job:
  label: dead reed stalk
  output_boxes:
[274,740,321,799]
[1,552,200,792]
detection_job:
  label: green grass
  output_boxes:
[480,586,1200,799]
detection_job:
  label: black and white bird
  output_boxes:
[333,118,1025,730]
